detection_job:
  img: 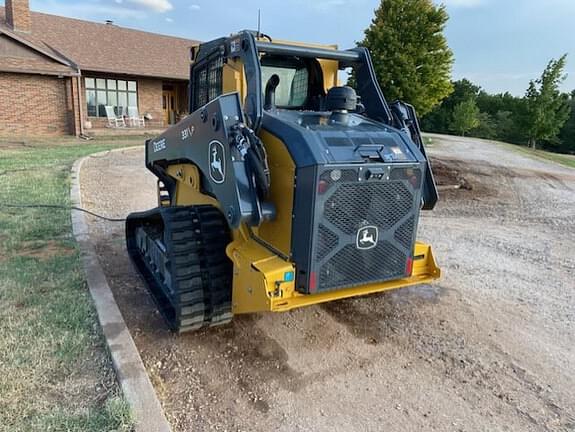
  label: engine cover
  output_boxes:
[261,110,430,295]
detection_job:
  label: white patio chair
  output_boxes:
[104,106,125,128]
[127,106,145,128]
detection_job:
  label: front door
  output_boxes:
[162,90,176,126]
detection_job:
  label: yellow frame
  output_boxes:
[228,230,440,314]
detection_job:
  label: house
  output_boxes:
[0,0,198,136]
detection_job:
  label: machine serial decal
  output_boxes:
[356,226,378,250]
[208,140,225,184]
[152,138,166,153]
[181,126,195,141]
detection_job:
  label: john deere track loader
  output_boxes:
[126,30,441,332]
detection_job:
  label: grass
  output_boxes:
[508,145,575,169]
[423,132,575,169]
[422,135,434,147]
[0,135,144,432]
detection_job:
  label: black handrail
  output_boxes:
[256,41,361,62]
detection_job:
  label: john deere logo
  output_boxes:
[208,140,225,184]
[356,225,378,250]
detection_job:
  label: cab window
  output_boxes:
[261,59,309,108]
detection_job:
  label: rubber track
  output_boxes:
[126,205,233,333]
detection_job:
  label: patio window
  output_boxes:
[85,78,138,118]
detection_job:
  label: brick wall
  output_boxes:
[0,72,182,136]
[5,0,32,33]
[81,74,164,130]
[138,78,163,128]
[0,72,72,135]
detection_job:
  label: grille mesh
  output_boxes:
[192,55,223,111]
[319,241,406,290]
[320,169,358,185]
[324,182,413,235]
[315,172,418,292]
[391,168,422,189]
[394,216,415,249]
[324,134,398,148]
[316,224,338,261]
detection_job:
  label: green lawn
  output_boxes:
[508,145,575,169]
[424,132,575,169]
[0,135,143,432]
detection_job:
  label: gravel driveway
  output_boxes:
[80,135,575,432]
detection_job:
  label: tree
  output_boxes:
[359,0,454,116]
[476,91,523,117]
[476,91,527,144]
[557,90,575,154]
[422,79,481,132]
[524,55,571,149]
[471,111,497,139]
[493,110,522,143]
[451,98,480,136]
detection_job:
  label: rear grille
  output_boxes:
[312,166,421,292]
[316,224,338,261]
[319,241,406,289]
[324,134,399,148]
[394,216,415,249]
[324,182,413,235]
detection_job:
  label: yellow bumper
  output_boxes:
[228,235,441,315]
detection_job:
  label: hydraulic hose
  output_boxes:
[246,146,269,200]
[233,124,271,200]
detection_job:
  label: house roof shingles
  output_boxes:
[0,7,198,80]
[0,55,76,75]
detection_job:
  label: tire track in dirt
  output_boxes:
[322,289,574,431]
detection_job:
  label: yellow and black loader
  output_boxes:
[125,30,441,332]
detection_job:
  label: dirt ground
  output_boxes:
[80,136,575,432]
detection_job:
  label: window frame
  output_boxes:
[85,77,138,118]
[260,55,311,110]
[261,64,309,108]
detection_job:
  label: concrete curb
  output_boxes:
[71,150,172,432]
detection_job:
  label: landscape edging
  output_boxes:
[71,149,172,432]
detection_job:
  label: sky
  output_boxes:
[12,0,575,96]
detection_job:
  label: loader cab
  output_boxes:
[188,30,437,210]
[189,34,359,119]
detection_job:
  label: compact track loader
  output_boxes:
[126,30,441,332]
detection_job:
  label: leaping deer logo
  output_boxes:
[208,141,225,184]
[356,226,378,250]
[360,229,375,246]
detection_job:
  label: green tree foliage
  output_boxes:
[476,92,527,144]
[557,91,575,153]
[422,65,574,154]
[471,111,497,139]
[450,98,480,136]
[421,79,480,132]
[476,91,524,117]
[359,0,454,116]
[524,55,571,149]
